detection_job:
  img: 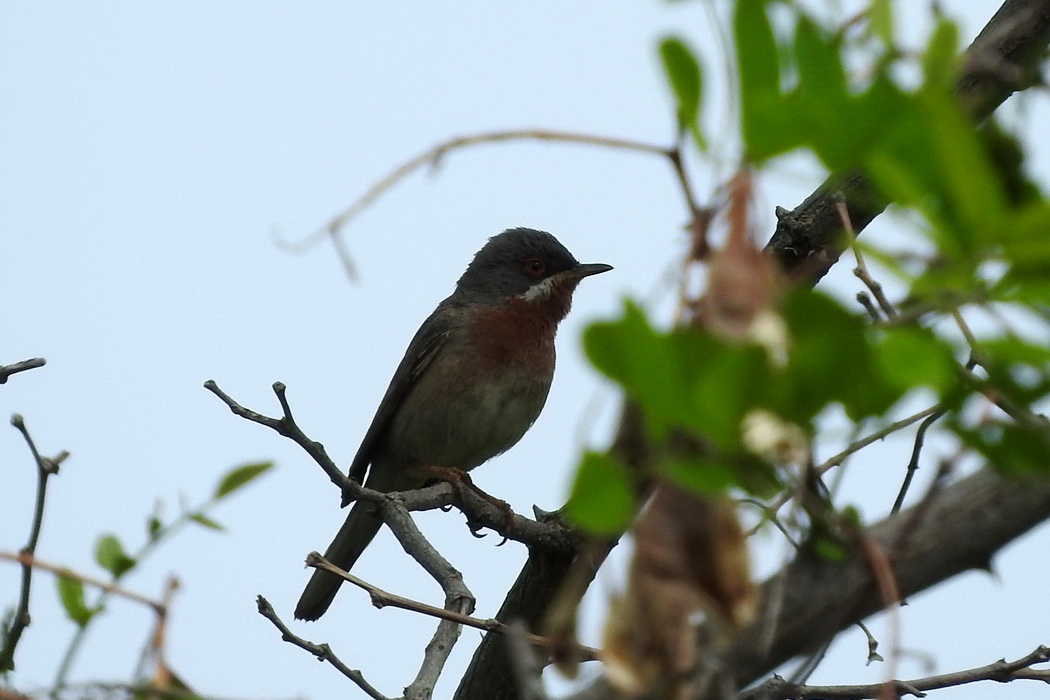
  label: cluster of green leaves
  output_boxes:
[569,1,1050,533]
[52,461,272,683]
[734,1,1050,473]
[566,295,960,533]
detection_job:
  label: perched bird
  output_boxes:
[295,227,612,621]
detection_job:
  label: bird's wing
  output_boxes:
[346,305,456,487]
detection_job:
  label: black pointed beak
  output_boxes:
[568,262,613,280]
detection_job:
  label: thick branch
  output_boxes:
[0,358,46,384]
[726,468,1050,689]
[766,0,1050,282]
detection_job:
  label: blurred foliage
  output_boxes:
[567,0,1050,535]
[1,460,272,689]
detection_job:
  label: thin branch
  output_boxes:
[204,380,350,496]
[53,682,299,700]
[854,536,902,699]
[210,380,590,695]
[0,415,68,673]
[891,408,948,514]
[368,493,474,700]
[957,363,1050,434]
[856,292,883,322]
[0,358,46,384]
[205,380,581,552]
[750,404,943,531]
[836,198,896,319]
[0,551,165,613]
[741,644,1050,700]
[277,130,672,277]
[817,405,944,476]
[666,146,707,237]
[305,555,600,662]
[256,596,391,700]
[855,622,885,665]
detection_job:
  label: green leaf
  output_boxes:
[215,461,274,498]
[565,451,636,534]
[955,421,1050,476]
[734,0,781,160]
[869,0,895,47]
[189,512,225,531]
[734,0,777,93]
[146,515,163,542]
[687,338,771,447]
[776,291,902,421]
[921,90,1006,251]
[661,456,738,495]
[794,18,846,102]
[658,36,706,151]
[56,575,99,627]
[584,301,770,448]
[977,335,1050,369]
[95,534,137,579]
[584,301,689,436]
[876,326,957,394]
[811,533,851,562]
[662,452,780,499]
[922,17,960,88]
[997,203,1050,271]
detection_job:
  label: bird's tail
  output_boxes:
[294,501,383,621]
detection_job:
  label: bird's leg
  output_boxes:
[415,465,514,541]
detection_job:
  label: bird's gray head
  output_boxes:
[454,227,611,306]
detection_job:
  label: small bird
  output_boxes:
[295,227,612,621]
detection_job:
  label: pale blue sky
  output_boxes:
[2,3,1047,699]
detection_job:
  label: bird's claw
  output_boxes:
[417,463,516,542]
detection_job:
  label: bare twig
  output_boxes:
[211,380,590,695]
[891,409,948,514]
[205,380,581,552]
[256,596,391,700]
[891,457,958,567]
[272,129,679,281]
[0,415,69,673]
[281,129,669,249]
[204,380,351,496]
[741,644,1050,700]
[854,536,902,700]
[368,494,474,700]
[856,621,885,665]
[817,405,944,476]
[836,198,897,319]
[306,554,599,663]
[0,358,46,384]
[51,682,298,700]
[856,292,883,322]
[0,551,165,613]
[750,404,943,532]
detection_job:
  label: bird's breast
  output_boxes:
[383,303,559,470]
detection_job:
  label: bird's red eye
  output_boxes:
[524,257,546,276]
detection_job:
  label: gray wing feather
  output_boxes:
[345,305,455,490]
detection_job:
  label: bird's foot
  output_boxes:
[416,465,514,542]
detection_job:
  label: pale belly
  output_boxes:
[384,366,553,471]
